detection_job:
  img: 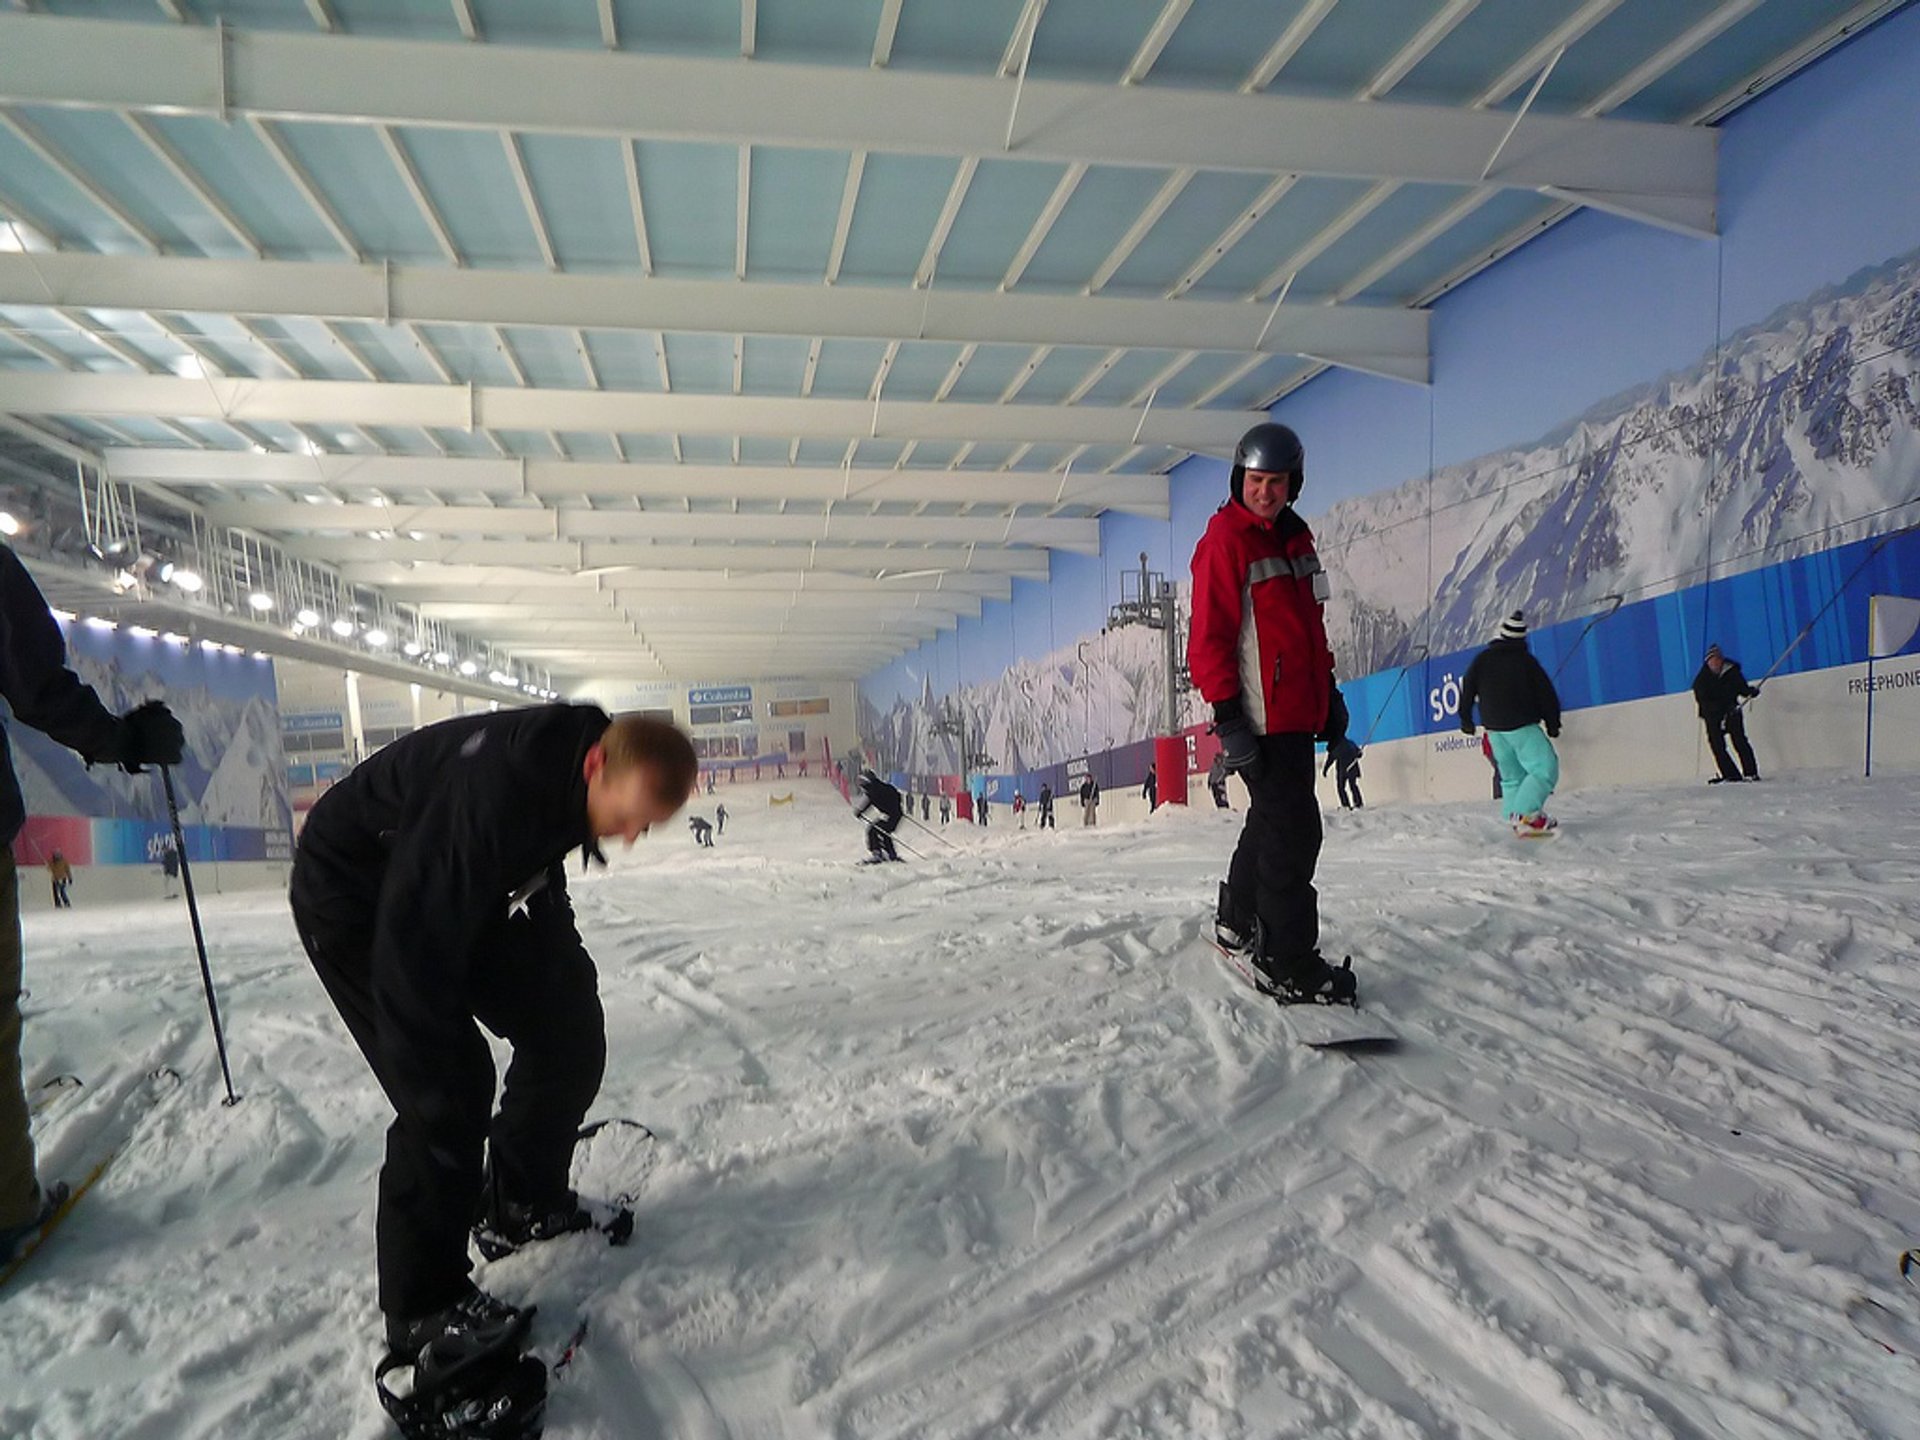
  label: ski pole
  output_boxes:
[900,808,962,851]
[158,765,239,1107]
[1551,593,1624,679]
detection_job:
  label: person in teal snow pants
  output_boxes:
[1457,610,1563,837]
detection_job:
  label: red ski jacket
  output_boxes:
[1187,501,1335,736]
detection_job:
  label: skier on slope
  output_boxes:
[854,768,904,862]
[1692,643,1762,784]
[1458,610,1563,836]
[0,545,184,1263]
[1188,422,1357,1005]
[288,706,695,1420]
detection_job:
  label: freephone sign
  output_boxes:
[689,686,752,706]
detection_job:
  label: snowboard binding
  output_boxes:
[375,1328,547,1439]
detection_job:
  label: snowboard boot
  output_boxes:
[1249,925,1358,1007]
[472,1190,596,1262]
[377,1288,544,1439]
[0,1180,69,1262]
[1213,882,1253,957]
[1512,812,1559,838]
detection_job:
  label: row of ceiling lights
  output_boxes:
[286,607,557,698]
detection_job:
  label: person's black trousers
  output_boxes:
[1225,733,1322,963]
[1704,709,1758,780]
[292,899,604,1323]
[866,816,899,859]
[1337,770,1362,809]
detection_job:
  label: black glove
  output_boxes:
[1212,698,1260,774]
[1317,681,1350,749]
[110,700,185,773]
[1547,723,1561,739]
[1460,719,1476,736]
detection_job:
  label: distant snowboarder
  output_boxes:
[715,801,728,835]
[1323,739,1362,810]
[1459,610,1562,837]
[689,815,714,847]
[855,768,904,862]
[1143,766,1158,811]
[1078,773,1100,827]
[1037,783,1055,829]
[1693,643,1762,783]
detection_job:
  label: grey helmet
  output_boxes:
[1230,422,1305,505]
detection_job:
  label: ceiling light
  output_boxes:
[248,591,275,612]
[161,631,188,646]
[330,617,355,637]
[0,512,19,537]
[431,650,451,665]
[295,607,321,628]
[170,355,205,379]
[170,568,204,593]
[458,659,479,676]
[200,638,221,652]
[83,616,116,630]
[128,624,157,638]
[50,608,75,623]
[364,628,389,647]
[401,641,424,657]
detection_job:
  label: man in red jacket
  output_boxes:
[1188,423,1356,1004]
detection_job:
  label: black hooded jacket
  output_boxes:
[291,703,611,1106]
[0,546,123,845]
[1692,659,1758,719]
[1458,638,1562,735]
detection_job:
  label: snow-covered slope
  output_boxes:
[6,774,1919,1437]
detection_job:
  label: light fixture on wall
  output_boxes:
[401,640,424,657]
[248,591,274,612]
[295,607,321,629]
[330,617,355,638]
[364,628,389,648]
[458,659,479,676]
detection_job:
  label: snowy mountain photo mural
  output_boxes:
[1317,244,1920,677]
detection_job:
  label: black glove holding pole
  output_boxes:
[103,699,186,773]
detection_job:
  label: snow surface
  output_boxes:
[5,773,1920,1439]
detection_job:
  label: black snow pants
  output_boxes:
[292,893,605,1324]
[1703,707,1759,781]
[1224,733,1322,964]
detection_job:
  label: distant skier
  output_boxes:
[1188,421,1356,1004]
[1206,751,1230,809]
[1693,643,1762,783]
[1013,791,1026,829]
[1323,739,1362,810]
[715,801,728,835]
[855,768,903,862]
[1143,765,1158,812]
[288,706,695,1423]
[161,838,180,897]
[47,850,73,909]
[1037,782,1055,829]
[939,794,951,825]
[1078,773,1100,827]
[689,815,714,847]
[1458,610,1562,837]
[921,793,930,823]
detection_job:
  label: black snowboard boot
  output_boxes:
[384,1285,534,1359]
[1214,881,1253,957]
[472,1190,596,1262]
[1250,923,1358,1007]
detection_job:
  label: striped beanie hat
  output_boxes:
[1497,610,1528,641]
[1705,643,1723,662]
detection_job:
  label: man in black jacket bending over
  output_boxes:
[290,705,695,1374]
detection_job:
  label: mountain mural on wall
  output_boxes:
[861,244,1920,768]
[1316,243,1920,676]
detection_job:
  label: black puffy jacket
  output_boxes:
[1458,638,1562,735]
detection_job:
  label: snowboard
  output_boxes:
[1210,941,1397,1048]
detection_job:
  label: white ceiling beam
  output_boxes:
[739,0,755,58]
[1586,0,1762,117]
[1165,172,1298,298]
[1247,182,1399,301]
[0,253,1428,378]
[735,144,750,279]
[304,0,338,31]
[0,109,160,251]
[1360,0,1482,101]
[620,140,654,276]
[825,151,866,285]
[249,117,360,260]
[915,155,977,290]
[421,595,981,622]
[194,499,1103,551]
[0,370,1261,449]
[124,114,263,257]
[346,566,1013,600]
[1479,0,1626,106]
[279,537,1055,576]
[1085,168,1191,295]
[450,0,478,43]
[1240,0,1338,92]
[376,125,461,266]
[999,161,1085,292]
[503,132,556,271]
[1122,0,1192,85]
[871,0,903,67]
[0,15,1715,224]
[998,0,1049,77]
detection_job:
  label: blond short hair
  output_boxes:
[601,714,697,800]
